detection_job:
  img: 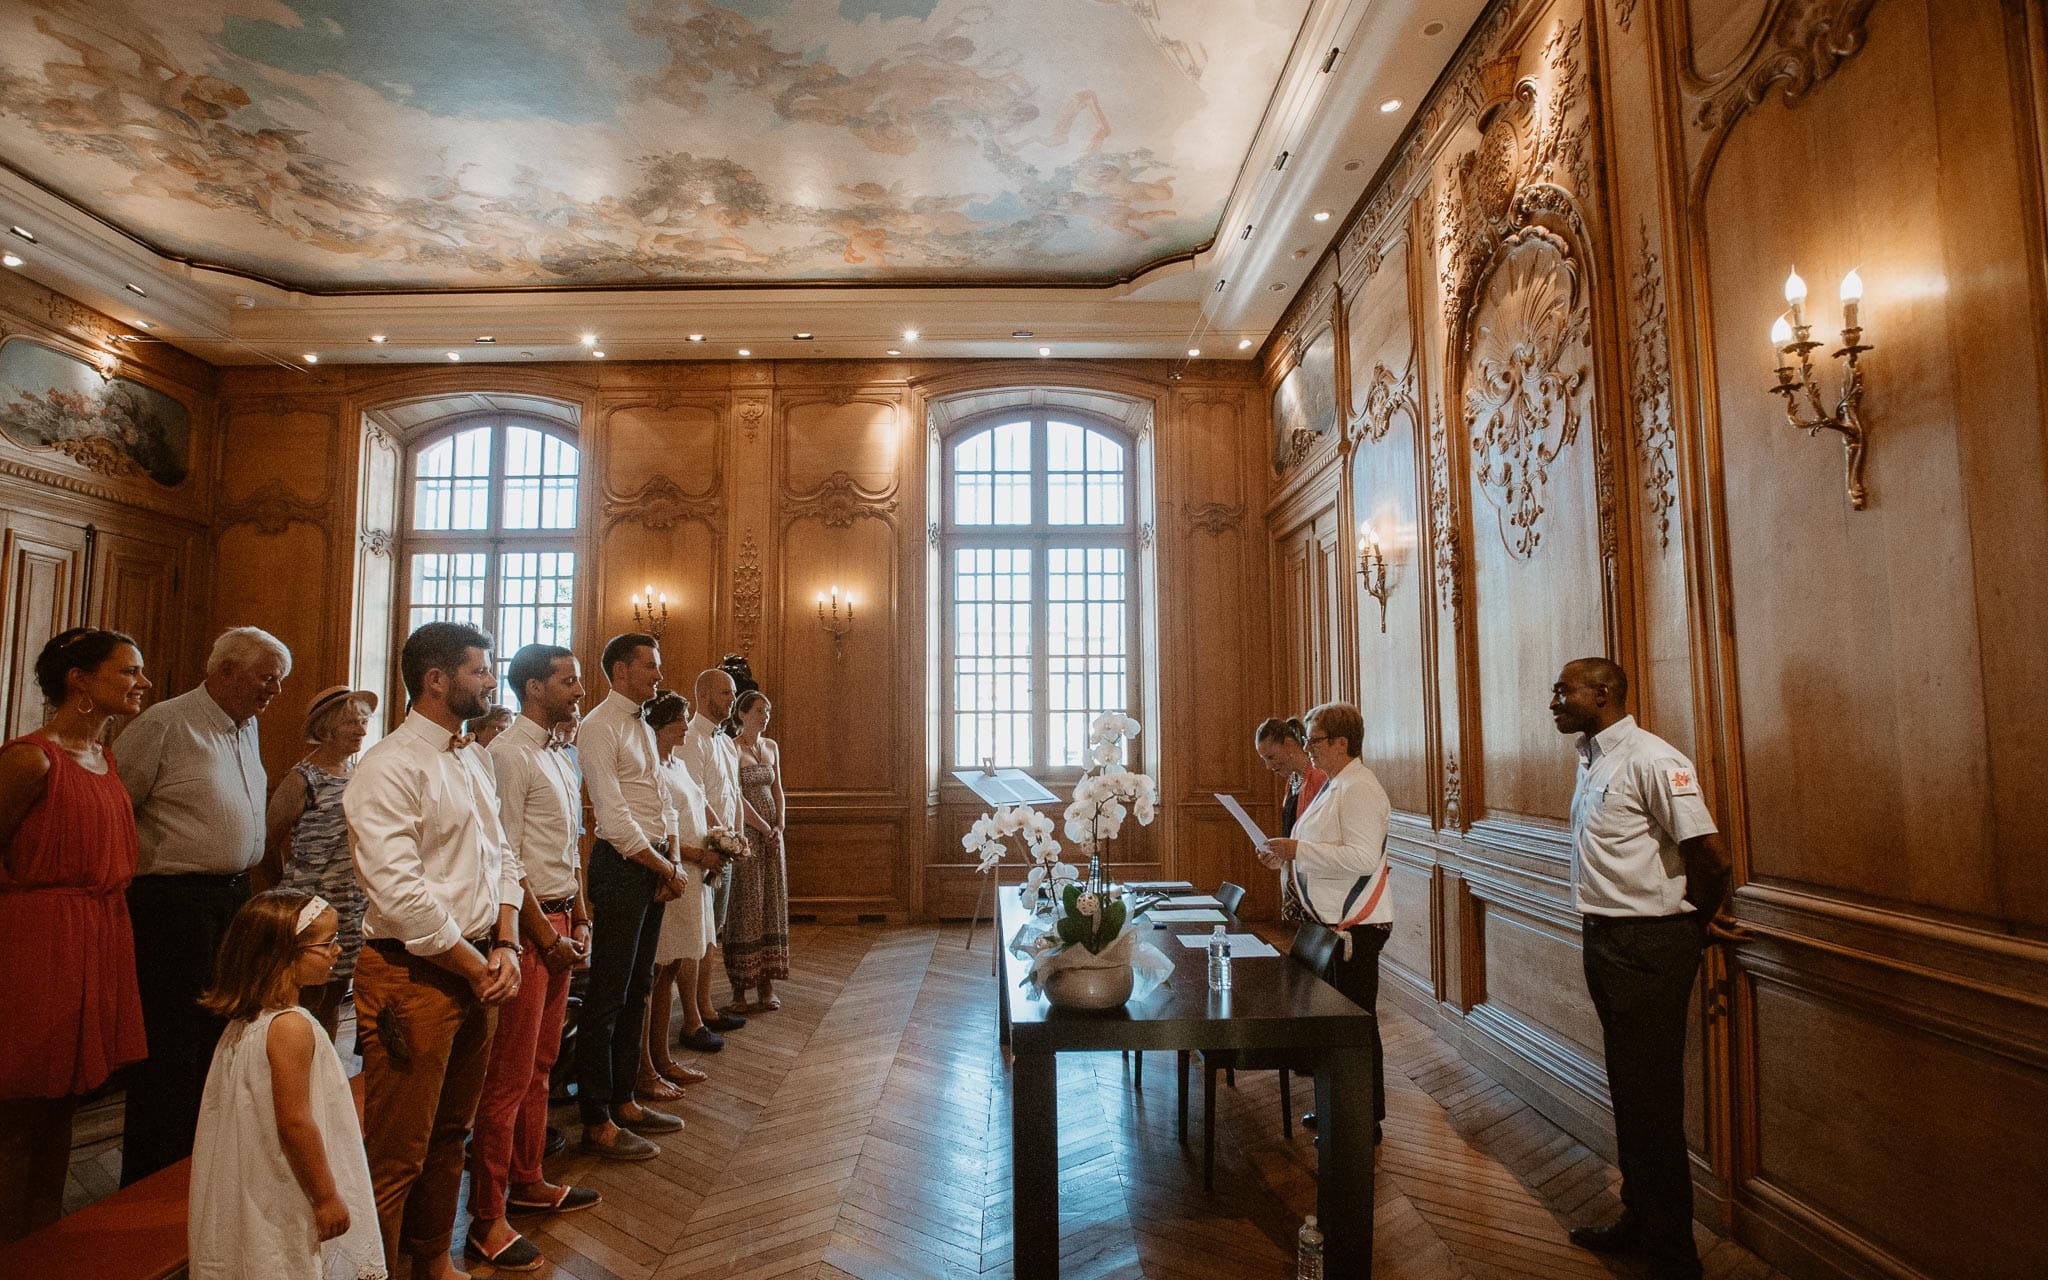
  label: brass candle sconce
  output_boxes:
[1768,268,1874,509]
[1357,523,1391,634]
[630,584,670,640]
[816,584,855,658]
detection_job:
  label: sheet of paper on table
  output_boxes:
[1162,895,1224,907]
[1175,933,1282,958]
[1150,908,1228,922]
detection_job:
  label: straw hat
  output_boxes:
[302,684,378,743]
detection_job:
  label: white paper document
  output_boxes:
[1213,793,1270,849]
[1162,895,1224,908]
[1175,933,1282,958]
[1150,908,1229,922]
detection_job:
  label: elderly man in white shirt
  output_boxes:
[1551,658,1738,1280]
[678,667,768,1031]
[463,644,601,1269]
[574,632,690,1160]
[117,624,288,1186]
[1259,699,1394,1142]
[344,621,522,1280]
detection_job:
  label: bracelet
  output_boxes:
[492,938,522,956]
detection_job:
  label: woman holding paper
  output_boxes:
[1258,700,1392,1141]
[1254,717,1326,921]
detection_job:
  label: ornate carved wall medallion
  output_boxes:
[1628,219,1678,549]
[1463,228,1592,559]
[1688,0,1874,137]
[358,528,394,558]
[1186,502,1245,536]
[1358,362,1417,445]
[785,471,897,527]
[603,474,723,531]
[220,480,328,536]
[733,532,762,653]
[1139,520,1156,549]
[1443,752,1463,830]
[737,398,766,445]
[1613,0,1639,33]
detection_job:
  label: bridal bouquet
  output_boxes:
[700,826,750,886]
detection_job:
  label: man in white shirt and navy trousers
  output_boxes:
[345,621,524,1280]
[1551,657,1741,1280]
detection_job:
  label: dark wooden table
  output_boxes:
[998,882,1376,1278]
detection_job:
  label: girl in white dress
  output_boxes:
[189,889,385,1280]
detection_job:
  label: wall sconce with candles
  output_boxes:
[630,584,670,640]
[816,584,855,658]
[1357,522,1391,633]
[1768,267,1874,509]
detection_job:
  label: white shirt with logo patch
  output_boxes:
[1569,715,1718,917]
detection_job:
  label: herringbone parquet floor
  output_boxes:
[65,923,1787,1280]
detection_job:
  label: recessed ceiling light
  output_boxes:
[7,226,34,243]
[475,335,495,344]
[903,328,920,342]
[1,253,21,269]
[1292,248,1311,260]
[520,351,534,358]
[446,351,461,361]
[1422,20,1445,35]
[1379,98,1404,114]
[886,348,902,356]
[133,319,152,330]
[737,348,751,357]
[580,333,597,347]
[1269,282,1289,291]
[124,283,147,297]
[1312,210,1331,222]
[793,332,813,340]
[1187,348,1201,358]
[1342,160,1364,172]
[592,350,606,359]
[1011,329,1034,338]
[303,353,319,364]
[1238,338,1254,350]
[1038,346,1052,357]
[687,333,705,342]
[369,334,387,343]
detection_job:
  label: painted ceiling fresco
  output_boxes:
[0,0,1312,292]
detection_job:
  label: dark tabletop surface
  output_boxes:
[997,882,1372,1053]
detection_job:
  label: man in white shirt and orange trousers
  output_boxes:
[345,621,523,1280]
[1551,657,1740,1280]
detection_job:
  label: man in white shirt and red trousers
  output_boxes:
[1550,657,1744,1280]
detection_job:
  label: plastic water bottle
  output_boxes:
[1296,1215,1324,1280]
[1207,924,1232,991]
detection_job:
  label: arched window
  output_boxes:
[943,413,1139,772]
[401,417,579,676]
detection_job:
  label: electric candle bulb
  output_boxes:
[1771,314,1793,347]
[1841,269,1863,329]
[631,593,640,607]
[1784,269,1807,327]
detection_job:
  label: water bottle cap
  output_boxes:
[1213,923,1226,934]
[1305,1216,1316,1228]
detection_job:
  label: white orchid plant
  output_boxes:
[965,802,1074,901]
[1060,712,1158,853]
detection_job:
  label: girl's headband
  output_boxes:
[295,895,331,935]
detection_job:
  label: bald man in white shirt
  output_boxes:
[345,621,522,1280]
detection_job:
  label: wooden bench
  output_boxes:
[0,1159,190,1280]
[0,1070,369,1278]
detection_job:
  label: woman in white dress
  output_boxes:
[637,691,719,1099]
[189,890,384,1280]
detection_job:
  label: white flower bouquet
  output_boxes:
[967,802,1076,907]
[700,825,750,886]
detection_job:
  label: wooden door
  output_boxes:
[0,512,87,740]
[87,526,193,700]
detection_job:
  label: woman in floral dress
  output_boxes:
[723,691,788,1011]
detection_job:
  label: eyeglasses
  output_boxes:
[1305,734,1332,746]
[298,936,341,953]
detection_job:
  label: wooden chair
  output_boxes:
[1179,922,1341,1191]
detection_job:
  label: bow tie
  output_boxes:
[446,733,475,752]
[544,737,568,751]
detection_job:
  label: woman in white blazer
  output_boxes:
[1259,700,1393,1140]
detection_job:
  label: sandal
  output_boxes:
[752,995,781,1012]
[464,1229,544,1272]
[507,1183,601,1214]
[635,1072,686,1102]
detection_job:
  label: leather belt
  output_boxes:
[539,896,578,914]
[367,934,495,957]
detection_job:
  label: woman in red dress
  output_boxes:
[0,627,153,1242]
